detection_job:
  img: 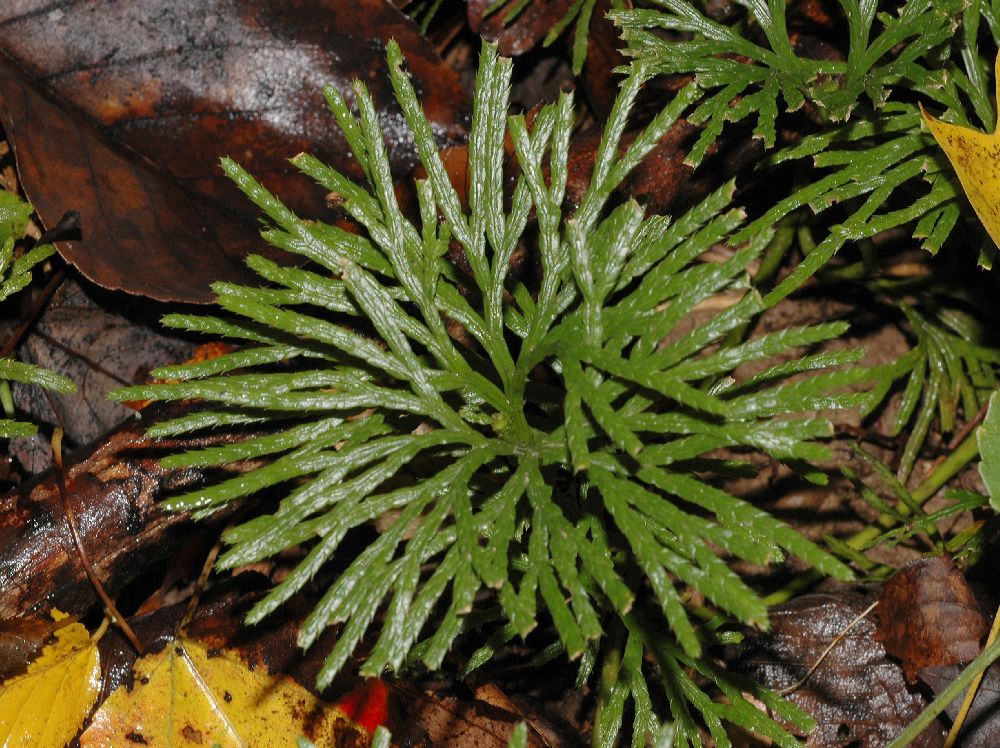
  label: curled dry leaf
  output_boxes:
[875,556,987,682]
[0,613,100,748]
[0,0,469,303]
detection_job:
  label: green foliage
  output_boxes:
[981,390,1000,510]
[866,299,1000,483]
[616,0,1000,476]
[615,0,998,263]
[0,191,75,438]
[112,42,874,746]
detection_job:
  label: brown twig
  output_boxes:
[181,536,224,631]
[777,601,879,696]
[0,266,64,360]
[51,426,143,653]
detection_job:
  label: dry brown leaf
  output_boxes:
[876,556,987,682]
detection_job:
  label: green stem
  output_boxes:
[885,635,1000,747]
[764,427,982,606]
[720,221,796,350]
[0,380,13,417]
[593,627,624,748]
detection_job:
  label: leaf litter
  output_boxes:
[0,0,469,302]
[81,635,366,748]
[0,611,101,748]
[0,5,994,745]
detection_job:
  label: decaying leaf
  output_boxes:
[465,0,626,115]
[397,682,549,748]
[922,52,1000,250]
[0,612,100,748]
[81,635,368,747]
[876,556,986,682]
[730,592,944,747]
[466,0,574,56]
[0,615,72,679]
[0,0,469,303]
[11,278,196,473]
[921,661,1000,748]
[0,404,256,621]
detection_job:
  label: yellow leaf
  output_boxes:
[0,618,101,748]
[922,53,1000,247]
[81,636,366,748]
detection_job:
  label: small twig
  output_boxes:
[944,602,1000,747]
[0,266,64,360]
[947,399,990,452]
[180,537,224,631]
[51,426,143,654]
[777,600,878,696]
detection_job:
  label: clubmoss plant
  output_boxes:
[616,0,1000,477]
[0,190,75,437]
[112,42,878,745]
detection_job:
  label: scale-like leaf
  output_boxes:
[980,390,1000,510]
[114,38,878,746]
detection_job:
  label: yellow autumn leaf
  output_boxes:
[0,614,101,748]
[922,52,1000,248]
[81,636,366,748]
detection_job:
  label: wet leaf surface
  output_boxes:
[0,613,100,748]
[920,662,1000,748]
[731,591,945,747]
[466,0,574,57]
[0,614,72,679]
[11,278,196,473]
[876,556,987,682]
[0,403,257,620]
[0,0,469,302]
[81,633,366,748]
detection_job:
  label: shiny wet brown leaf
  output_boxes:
[921,662,1000,748]
[731,592,945,747]
[0,615,72,679]
[467,0,574,57]
[0,0,469,303]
